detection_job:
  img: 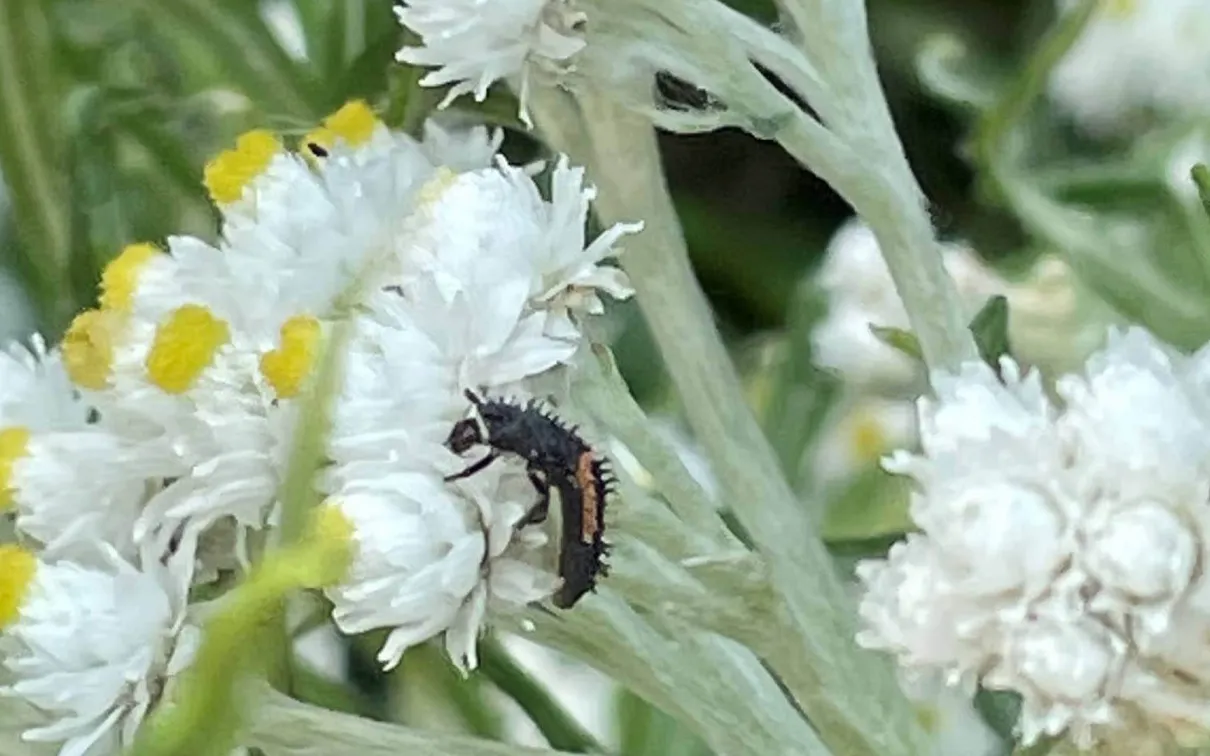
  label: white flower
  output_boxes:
[0,539,200,756]
[0,340,156,560]
[12,427,177,560]
[810,218,1004,392]
[420,117,505,172]
[0,338,90,432]
[44,100,635,677]
[527,157,640,320]
[809,397,916,493]
[322,302,560,672]
[1049,0,1210,134]
[397,158,637,388]
[325,464,556,672]
[857,327,1210,749]
[395,0,587,124]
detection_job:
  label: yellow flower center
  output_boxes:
[62,309,119,390]
[203,129,283,205]
[99,242,161,312]
[303,100,380,153]
[259,315,321,399]
[848,410,889,465]
[914,703,940,734]
[0,427,30,511]
[0,545,36,629]
[146,305,231,394]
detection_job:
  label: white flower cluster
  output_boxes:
[395,0,587,124]
[857,327,1210,749]
[0,100,638,754]
[1050,0,1210,134]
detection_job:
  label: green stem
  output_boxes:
[533,87,926,756]
[732,0,978,374]
[246,686,574,756]
[973,0,1098,189]
[479,638,605,753]
[277,315,353,544]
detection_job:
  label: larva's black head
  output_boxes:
[445,418,483,454]
[445,389,488,453]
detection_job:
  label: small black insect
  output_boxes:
[305,142,329,158]
[444,389,614,609]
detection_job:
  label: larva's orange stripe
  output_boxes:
[575,452,599,545]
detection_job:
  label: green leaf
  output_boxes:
[1010,735,1061,756]
[404,641,504,740]
[755,280,839,491]
[290,661,377,719]
[479,638,605,753]
[123,0,323,121]
[616,688,709,756]
[0,0,75,331]
[973,688,1021,744]
[969,295,1011,370]
[869,324,925,363]
[1193,163,1210,215]
[323,0,368,82]
[971,0,1099,199]
[335,29,403,107]
[822,467,912,542]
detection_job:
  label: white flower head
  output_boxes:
[528,156,640,319]
[0,337,91,432]
[325,461,556,672]
[858,327,1210,748]
[395,0,587,124]
[398,156,636,390]
[1049,0,1210,134]
[11,427,178,561]
[0,539,200,756]
[420,116,505,172]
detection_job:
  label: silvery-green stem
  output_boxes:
[531,85,928,756]
[753,0,980,373]
[247,686,568,756]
